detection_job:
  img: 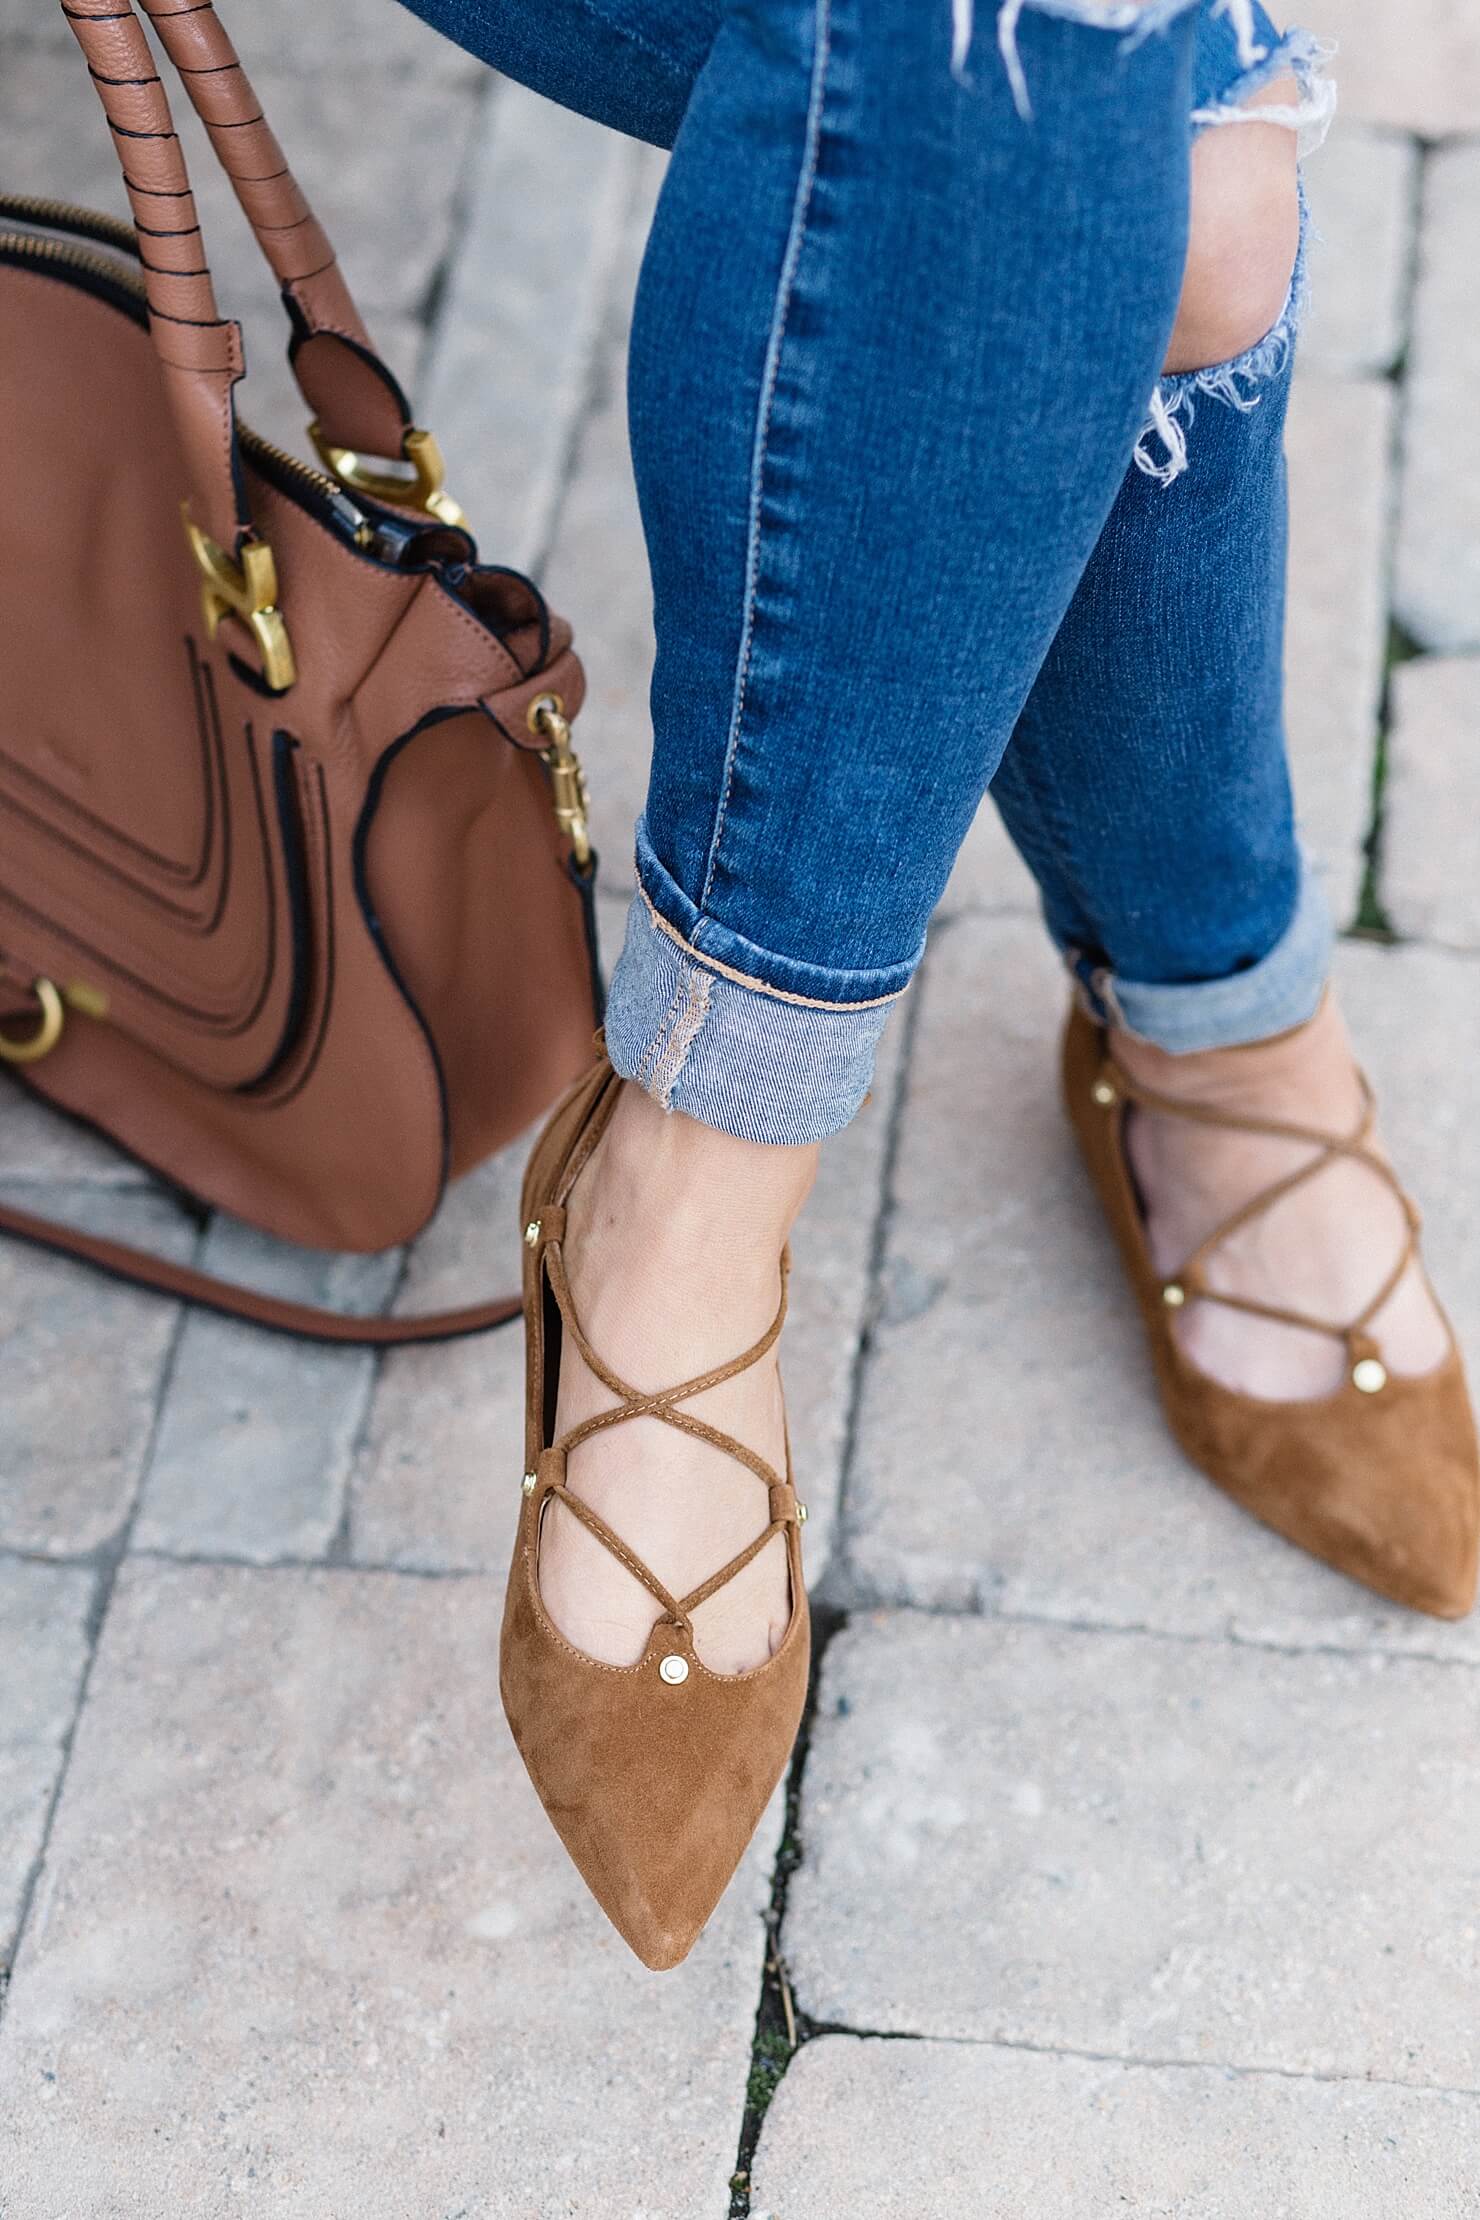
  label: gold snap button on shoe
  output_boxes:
[1092,1078,1117,1107]
[523,1219,541,1248]
[1352,1357,1388,1395]
[797,1501,809,1524]
[659,1654,689,1686]
[521,1470,538,1496]
[1162,1283,1186,1309]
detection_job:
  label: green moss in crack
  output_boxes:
[1352,620,1424,939]
[745,2029,794,2114]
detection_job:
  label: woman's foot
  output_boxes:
[537,1080,817,1674]
[1115,993,1451,1401]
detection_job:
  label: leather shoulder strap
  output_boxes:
[0,1194,521,1345]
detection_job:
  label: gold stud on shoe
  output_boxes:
[658,1655,690,1686]
[522,1470,538,1496]
[524,1219,542,1248]
[1092,1078,1117,1107]
[1060,1001,1480,1624]
[797,1500,809,1523]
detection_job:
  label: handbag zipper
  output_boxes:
[4,207,596,865]
[0,221,372,545]
[0,193,141,260]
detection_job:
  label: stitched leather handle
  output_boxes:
[61,0,409,546]
[133,0,411,459]
[63,0,246,547]
[0,1192,522,1345]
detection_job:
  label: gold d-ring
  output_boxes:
[308,421,466,530]
[0,976,65,1065]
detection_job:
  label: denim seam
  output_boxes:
[696,0,834,918]
[639,885,908,1013]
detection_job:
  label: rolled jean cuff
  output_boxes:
[603,838,911,1145]
[1066,852,1335,1053]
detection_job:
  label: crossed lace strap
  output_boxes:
[538,1238,796,1631]
[1101,1055,1421,1363]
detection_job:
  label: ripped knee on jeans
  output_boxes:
[1166,72,1303,372]
[1135,25,1334,485]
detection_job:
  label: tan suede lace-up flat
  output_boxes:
[501,1051,810,1970]
[1063,1005,1480,1618]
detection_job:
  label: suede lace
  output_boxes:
[1102,1055,1424,1372]
[539,1240,796,1635]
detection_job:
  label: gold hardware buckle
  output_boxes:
[182,507,297,693]
[308,421,465,530]
[527,694,593,872]
[0,976,65,1066]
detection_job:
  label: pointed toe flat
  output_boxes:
[500,1051,810,1970]
[1062,1005,1480,1619]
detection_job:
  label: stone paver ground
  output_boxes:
[2,4,1478,2214]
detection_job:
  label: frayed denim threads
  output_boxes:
[1134,188,1308,486]
[953,0,1263,121]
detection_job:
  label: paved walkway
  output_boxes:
[3,3,1480,2212]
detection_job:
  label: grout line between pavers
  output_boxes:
[322,1244,413,1569]
[415,70,500,377]
[816,957,926,1602]
[726,952,927,2214]
[787,2019,1480,2102]
[1350,131,1426,937]
[0,1541,500,1585]
[524,139,656,583]
[725,1604,851,2218]
[7,1534,1477,1671]
[831,1586,1480,1676]
[0,1233,201,2017]
[127,1546,498,1583]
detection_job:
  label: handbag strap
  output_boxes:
[61,0,411,552]
[133,0,413,462]
[0,1191,522,1345]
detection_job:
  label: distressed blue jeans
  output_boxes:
[402,0,1336,1143]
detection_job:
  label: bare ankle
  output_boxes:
[572,1082,819,1262]
[1110,991,1357,1114]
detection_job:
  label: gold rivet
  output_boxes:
[523,1219,541,1248]
[1092,1079,1117,1107]
[1352,1357,1388,1395]
[521,1470,538,1496]
[1162,1283,1186,1309]
[797,1501,809,1524]
[659,1654,689,1685]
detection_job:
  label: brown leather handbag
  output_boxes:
[0,0,603,1341]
